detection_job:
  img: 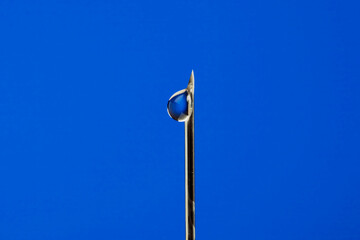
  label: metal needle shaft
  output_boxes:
[185,71,195,240]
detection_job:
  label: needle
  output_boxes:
[167,70,195,240]
[185,70,195,240]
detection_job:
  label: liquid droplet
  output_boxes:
[167,89,192,122]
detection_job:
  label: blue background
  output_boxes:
[0,0,360,239]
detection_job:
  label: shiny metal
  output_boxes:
[185,70,195,240]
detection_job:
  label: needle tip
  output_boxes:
[188,70,194,93]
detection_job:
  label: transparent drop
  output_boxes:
[167,89,192,122]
